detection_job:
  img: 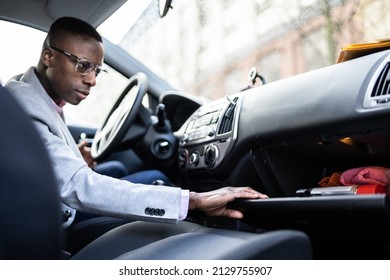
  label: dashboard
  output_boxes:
[169,49,390,181]
[160,50,390,259]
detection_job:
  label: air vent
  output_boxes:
[363,55,390,109]
[371,62,390,99]
[218,97,238,134]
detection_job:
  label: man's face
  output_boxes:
[44,34,104,105]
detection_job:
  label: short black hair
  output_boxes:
[45,16,102,46]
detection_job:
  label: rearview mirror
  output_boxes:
[158,0,172,18]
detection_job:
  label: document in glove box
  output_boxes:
[296,185,386,197]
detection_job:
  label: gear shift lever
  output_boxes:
[156,103,166,129]
[155,103,171,133]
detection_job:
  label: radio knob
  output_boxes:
[207,127,215,137]
[189,151,200,166]
[204,144,218,168]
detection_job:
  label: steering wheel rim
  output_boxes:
[91,72,148,161]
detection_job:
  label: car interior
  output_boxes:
[0,84,312,260]
[1,0,390,260]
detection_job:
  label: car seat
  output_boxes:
[0,85,312,260]
[0,85,62,259]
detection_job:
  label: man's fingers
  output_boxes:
[223,208,244,219]
[207,208,244,219]
[232,187,268,199]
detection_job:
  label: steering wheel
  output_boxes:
[91,72,148,161]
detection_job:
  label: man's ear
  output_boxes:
[41,48,54,67]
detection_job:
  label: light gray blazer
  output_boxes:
[5,67,185,223]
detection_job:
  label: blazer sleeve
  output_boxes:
[35,118,184,224]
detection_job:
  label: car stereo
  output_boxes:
[176,95,242,171]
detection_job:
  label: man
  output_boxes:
[5,17,266,229]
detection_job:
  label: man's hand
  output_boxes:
[78,140,97,169]
[189,186,268,219]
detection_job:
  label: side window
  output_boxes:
[0,20,46,85]
[0,20,130,128]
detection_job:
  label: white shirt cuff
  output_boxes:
[179,189,190,220]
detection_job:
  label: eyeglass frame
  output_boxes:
[49,46,106,76]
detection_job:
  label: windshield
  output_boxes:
[98,0,390,100]
[1,0,389,127]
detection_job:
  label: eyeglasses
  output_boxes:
[49,46,106,76]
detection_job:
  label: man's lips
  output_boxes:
[76,89,89,99]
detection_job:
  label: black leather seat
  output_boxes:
[72,220,311,259]
[0,85,312,260]
[0,85,62,259]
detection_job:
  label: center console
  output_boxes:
[176,94,242,171]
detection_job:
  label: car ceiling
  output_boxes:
[0,0,127,31]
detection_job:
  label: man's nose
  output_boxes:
[83,70,97,86]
